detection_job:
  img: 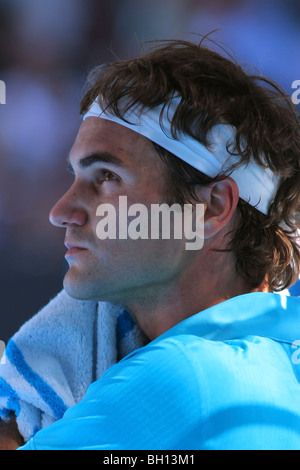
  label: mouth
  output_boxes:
[64,241,88,258]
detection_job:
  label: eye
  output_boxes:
[96,169,119,183]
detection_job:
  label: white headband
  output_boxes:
[83,97,280,215]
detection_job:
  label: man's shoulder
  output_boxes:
[115,332,259,386]
[118,331,294,398]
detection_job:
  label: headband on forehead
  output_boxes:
[83,97,280,215]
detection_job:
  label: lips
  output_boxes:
[64,241,88,257]
[64,241,87,250]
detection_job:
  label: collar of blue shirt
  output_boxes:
[152,292,300,346]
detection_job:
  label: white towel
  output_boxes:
[0,290,147,442]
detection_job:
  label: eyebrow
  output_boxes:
[67,151,124,173]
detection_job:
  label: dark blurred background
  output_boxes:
[0,0,300,342]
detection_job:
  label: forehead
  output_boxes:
[70,117,161,169]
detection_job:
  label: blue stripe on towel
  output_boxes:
[116,309,135,343]
[0,377,21,417]
[116,309,135,361]
[0,408,11,419]
[5,340,67,420]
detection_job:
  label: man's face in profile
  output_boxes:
[49,117,188,304]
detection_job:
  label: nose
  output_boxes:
[49,185,88,228]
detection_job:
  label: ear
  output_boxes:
[195,177,239,239]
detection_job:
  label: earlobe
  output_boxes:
[202,177,239,239]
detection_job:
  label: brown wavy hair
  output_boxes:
[80,38,300,291]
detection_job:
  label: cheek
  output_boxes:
[93,233,185,283]
[93,199,187,253]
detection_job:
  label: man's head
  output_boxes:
[50,38,300,310]
[50,116,197,304]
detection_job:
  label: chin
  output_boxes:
[63,270,98,301]
[63,282,90,300]
[63,268,116,303]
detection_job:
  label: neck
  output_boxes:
[123,248,264,341]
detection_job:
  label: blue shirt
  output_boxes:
[19,292,300,450]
